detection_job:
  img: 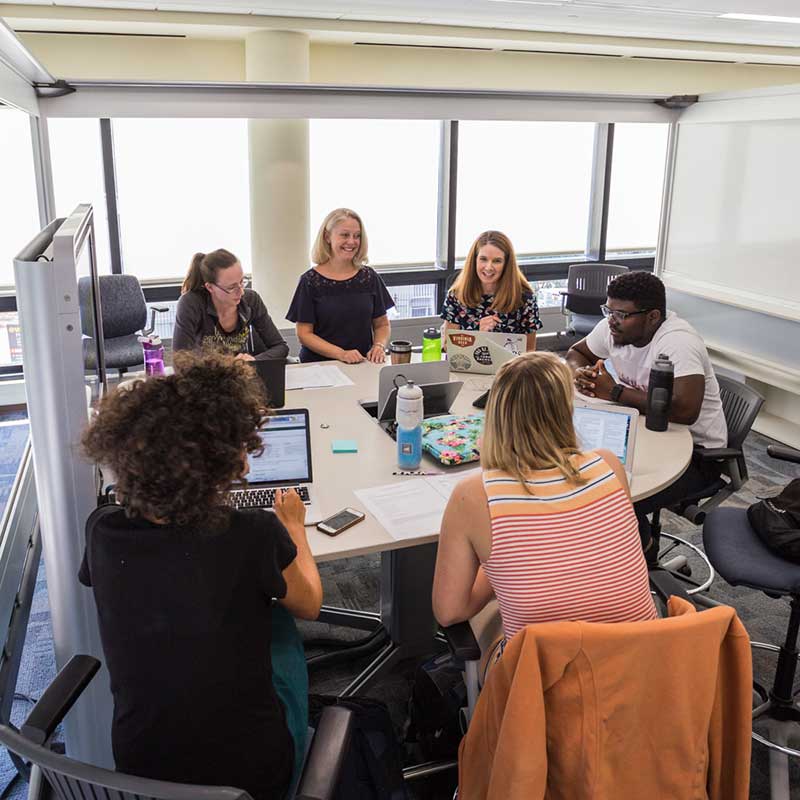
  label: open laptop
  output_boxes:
[228,408,320,523]
[252,358,286,409]
[446,331,525,375]
[572,403,639,480]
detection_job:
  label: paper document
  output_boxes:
[354,467,480,541]
[286,364,354,390]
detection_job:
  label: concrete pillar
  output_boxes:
[246,30,309,324]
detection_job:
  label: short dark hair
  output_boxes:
[606,271,666,318]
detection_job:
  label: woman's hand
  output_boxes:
[274,488,306,530]
[235,353,255,362]
[478,314,501,332]
[338,349,366,364]
[367,344,386,364]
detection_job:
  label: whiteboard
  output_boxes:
[662,119,800,322]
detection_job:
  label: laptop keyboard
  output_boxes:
[228,485,310,510]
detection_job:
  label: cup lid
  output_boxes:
[389,340,412,351]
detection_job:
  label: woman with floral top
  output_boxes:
[441,230,542,351]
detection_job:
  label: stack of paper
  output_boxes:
[286,364,354,391]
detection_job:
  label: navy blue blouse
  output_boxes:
[286,267,395,363]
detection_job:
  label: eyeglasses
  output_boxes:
[601,305,651,322]
[213,278,250,295]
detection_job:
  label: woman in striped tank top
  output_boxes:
[432,352,656,658]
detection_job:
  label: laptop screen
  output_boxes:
[247,410,312,485]
[573,406,634,467]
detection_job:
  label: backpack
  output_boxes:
[747,479,800,562]
[405,652,466,761]
[308,694,409,800]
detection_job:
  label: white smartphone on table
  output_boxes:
[316,507,366,536]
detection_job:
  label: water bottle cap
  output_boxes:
[423,327,439,338]
[138,334,162,346]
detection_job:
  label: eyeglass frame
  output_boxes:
[212,278,251,295]
[600,304,652,322]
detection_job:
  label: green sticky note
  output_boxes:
[332,440,358,453]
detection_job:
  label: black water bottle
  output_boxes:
[646,353,674,432]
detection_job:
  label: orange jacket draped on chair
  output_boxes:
[458,597,752,800]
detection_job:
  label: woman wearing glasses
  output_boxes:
[173,248,289,361]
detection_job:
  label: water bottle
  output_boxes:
[139,334,165,377]
[422,327,442,362]
[646,353,674,432]
[396,379,424,470]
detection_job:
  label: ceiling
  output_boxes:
[5,0,800,52]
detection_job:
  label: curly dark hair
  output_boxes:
[606,271,667,319]
[82,351,269,530]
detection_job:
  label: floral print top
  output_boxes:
[440,291,543,334]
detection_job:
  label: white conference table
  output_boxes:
[284,360,693,694]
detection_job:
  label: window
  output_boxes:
[310,120,440,268]
[386,284,438,319]
[48,118,112,274]
[456,121,596,260]
[605,123,669,255]
[113,119,251,282]
[0,109,40,289]
[530,278,568,309]
[0,312,23,367]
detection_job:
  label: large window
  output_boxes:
[605,123,669,255]
[310,119,440,268]
[386,284,438,319]
[113,119,251,282]
[49,118,112,274]
[0,109,40,290]
[456,121,596,260]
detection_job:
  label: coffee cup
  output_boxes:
[389,340,412,365]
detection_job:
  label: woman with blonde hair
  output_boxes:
[432,352,655,660]
[441,230,541,351]
[287,208,394,364]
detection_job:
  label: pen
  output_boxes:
[248,324,255,355]
[393,470,441,476]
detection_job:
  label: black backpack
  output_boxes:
[747,479,800,562]
[308,694,409,800]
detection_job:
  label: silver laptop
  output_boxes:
[572,403,639,480]
[446,330,526,374]
[228,409,321,524]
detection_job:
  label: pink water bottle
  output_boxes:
[139,334,165,376]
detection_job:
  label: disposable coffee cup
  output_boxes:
[389,340,412,365]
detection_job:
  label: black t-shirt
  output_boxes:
[79,507,297,800]
[285,266,395,362]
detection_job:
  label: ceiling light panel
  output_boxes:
[720,13,800,24]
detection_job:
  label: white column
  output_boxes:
[246,30,310,325]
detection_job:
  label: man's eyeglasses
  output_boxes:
[601,305,651,322]
[214,278,250,295]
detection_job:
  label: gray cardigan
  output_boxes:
[172,289,289,361]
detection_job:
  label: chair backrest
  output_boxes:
[78,275,148,340]
[0,724,251,800]
[566,263,629,297]
[717,375,765,450]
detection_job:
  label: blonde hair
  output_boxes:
[311,208,369,267]
[181,249,239,294]
[481,352,586,491]
[450,231,531,313]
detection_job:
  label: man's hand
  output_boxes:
[575,359,617,400]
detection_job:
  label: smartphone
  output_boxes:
[316,507,366,536]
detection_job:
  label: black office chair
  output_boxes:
[0,655,352,800]
[651,375,765,592]
[78,275,168,375]
[703,444,800,800]
[559,263,628,336]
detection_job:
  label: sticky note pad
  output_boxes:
[332,440,358,454]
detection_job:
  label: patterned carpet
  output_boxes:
[1,428,798,799]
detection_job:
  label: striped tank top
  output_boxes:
[482,451,657,639]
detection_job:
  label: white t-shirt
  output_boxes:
[585,311,727,449]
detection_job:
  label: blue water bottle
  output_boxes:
[396,379,423,470]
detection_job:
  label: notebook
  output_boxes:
[421,413,485,466]
[446,331,526,375]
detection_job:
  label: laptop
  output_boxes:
[572,403,639,480]
[446,331,526,374]
[228,409,321,523]
[252,358,286,409]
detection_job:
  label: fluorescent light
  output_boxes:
[720,13,800,24]
[486,1,565,5]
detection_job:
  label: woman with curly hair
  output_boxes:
[80,352,322,800]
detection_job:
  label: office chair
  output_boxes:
[559,263,628,336]
[78,275,168,375]
[651,375,764,593]
[0,655,353,800]
[703,443,800,800]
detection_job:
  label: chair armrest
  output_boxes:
[441,621,481,662]
[295,706,353,800]
[767,444,800,465]
[21,656,101,745]
[693,447,741,461]
[649,567,691,604]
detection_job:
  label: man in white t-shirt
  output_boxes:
[565,271,727,565]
